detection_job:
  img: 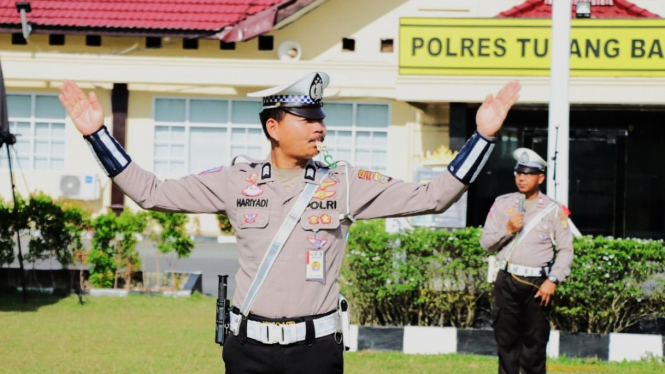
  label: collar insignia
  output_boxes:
[262,164,272,179]
[305,165,316,181]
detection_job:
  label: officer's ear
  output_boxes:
[537,173,545,185]
[266,117,280,142]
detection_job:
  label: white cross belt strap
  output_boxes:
[504,202,558,263]
[239,168,331,317]
[229,311,339,345]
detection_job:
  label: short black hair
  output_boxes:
[259,108,286,140]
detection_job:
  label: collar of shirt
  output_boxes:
[257,157,326,186]
[514,190,549,210]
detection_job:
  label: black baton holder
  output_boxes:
[215,275,231,346]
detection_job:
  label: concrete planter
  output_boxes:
[90,272,203,297]
[346,326,665,362]
[1,268,202,297]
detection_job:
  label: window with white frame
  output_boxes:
[153,98,266,174]
[0,94,66,170]
[322,102,389,173]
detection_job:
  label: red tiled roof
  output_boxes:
[0,0,285,31]
[497,0,660,18]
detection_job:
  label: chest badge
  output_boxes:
[313,180,337,200]
[244,214,258,224]
[307,238,328,249]
[242,173,264,197]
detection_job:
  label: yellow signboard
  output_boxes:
[399,18,665,77]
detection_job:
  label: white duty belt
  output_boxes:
[500,261,550,277]
[238,168,331,318]
[229,311,339,345]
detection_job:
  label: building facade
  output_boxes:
[0,0,663,238]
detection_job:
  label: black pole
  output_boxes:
[0,60,26,303]
[5,145,27,303]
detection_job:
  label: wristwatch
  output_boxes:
[548,275,559,284]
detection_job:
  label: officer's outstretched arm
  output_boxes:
[349,131,492,220]
[59,81,228,214]
[348,81,520,220]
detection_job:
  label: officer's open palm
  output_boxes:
[58,80,105,136]
[476,81,521,137]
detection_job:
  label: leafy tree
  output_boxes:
[148,211,194,291]
[89,209,146,289]
[89,211,120,288]
[114,210,147,289]
[26,194,89,268]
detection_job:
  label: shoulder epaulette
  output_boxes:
[495,192,517,202]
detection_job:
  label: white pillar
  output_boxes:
[547,0,571,205]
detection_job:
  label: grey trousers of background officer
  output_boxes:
[492,270,550,374]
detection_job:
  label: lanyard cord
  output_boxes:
[506,232,542,290]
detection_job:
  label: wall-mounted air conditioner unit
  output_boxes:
[59,174,100,200]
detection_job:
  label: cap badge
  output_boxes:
[309,74,324,102]
[520,151,529,162]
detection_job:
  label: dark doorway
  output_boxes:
[524,129,627,237]
[466,105,664,240]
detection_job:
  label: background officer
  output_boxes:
[480,148,574,374]
[59,74,521,374]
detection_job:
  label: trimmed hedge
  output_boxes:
[341,220,665,334]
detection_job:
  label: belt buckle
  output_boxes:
[514,265,525,277]
[265,323,285,345]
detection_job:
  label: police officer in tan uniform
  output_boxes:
[480,148,574,374]
[59,74,521,374]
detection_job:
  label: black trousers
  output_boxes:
[492,270,550,374]
[222,309,344,374]
[223,333,343,374]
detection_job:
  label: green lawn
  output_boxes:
[0,292,663,374]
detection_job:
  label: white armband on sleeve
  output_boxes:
[447,131,496,184]
[84,126,131,177]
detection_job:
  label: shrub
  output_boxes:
[0,199,16,266]
[553,236,665,333]
[216,214,234,235]
[342,220,491,327]
[342,220,665,334]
